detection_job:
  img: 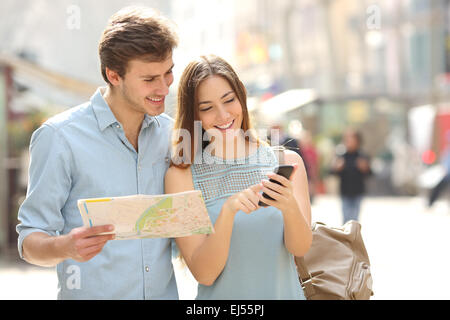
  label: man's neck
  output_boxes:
[103,86,144,151]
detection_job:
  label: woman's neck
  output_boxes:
[210,134,257,160]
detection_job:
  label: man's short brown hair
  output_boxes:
[99,6,178,84]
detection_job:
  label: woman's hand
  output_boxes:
[223,183,264,215]
[259,164,300,215]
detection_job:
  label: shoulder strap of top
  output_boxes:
[271,145,285,165]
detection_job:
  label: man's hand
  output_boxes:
[356,158,370,173]
[334,157,345,172]
[61,225,115,262]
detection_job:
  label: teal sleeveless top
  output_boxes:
[190,144,305,300]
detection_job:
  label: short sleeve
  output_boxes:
[16,124,72,259]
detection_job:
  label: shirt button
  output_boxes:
[145,266,150,272]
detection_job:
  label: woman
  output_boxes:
[165,55,312,299]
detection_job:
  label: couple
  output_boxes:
[16,6,312,300]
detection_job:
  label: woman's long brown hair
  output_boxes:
[171,54,260,168]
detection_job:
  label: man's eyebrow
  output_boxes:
[198,90,234,105]
[140,64,175,78]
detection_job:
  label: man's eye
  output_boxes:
[144,78,155,82]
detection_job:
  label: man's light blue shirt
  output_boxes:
[16,88,178,300]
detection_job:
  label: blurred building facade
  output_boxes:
[2,0,450,248]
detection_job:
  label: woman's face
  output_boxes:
[196,75,244,139]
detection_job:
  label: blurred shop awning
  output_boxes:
[260,89,317,115]
[0,53,98,104]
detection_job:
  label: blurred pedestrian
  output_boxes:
[428,131,450,207]
[269,124,304,158]
[330,129,372,224]
[299,130,319,203]
[166,55,312,299]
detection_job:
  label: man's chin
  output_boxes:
[144,98,166,115]
[144,104,165,117]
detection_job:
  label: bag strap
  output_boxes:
[294,257,315,299]
[272,146,316,299]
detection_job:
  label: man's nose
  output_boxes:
[156,77,170,96]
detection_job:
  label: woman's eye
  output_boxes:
[200,107,212,112]
[225,98,235,103]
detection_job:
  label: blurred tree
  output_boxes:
[7,110,47,157]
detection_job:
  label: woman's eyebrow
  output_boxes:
[198,90,234,105]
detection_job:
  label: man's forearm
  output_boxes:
[22,232,68,267]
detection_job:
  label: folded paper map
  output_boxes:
[77,190,214,240]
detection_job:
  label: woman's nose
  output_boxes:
[217,105,231,121]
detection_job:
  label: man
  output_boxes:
[428,131,450,207]
[330,129,372,224]
[16,6,179,299]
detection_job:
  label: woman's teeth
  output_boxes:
[215,120,234,130]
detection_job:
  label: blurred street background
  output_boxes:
[1,0,450,299]
[2,195,450,300]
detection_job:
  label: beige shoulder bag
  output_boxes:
[273,147,374,300]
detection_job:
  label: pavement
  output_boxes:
[1,194,449,300]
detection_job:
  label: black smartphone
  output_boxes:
[258,165,294,207]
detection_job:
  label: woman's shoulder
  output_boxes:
[268,146,304,164]
[281,149,307,171]
[283,149,303,162]
[164,165,195,193]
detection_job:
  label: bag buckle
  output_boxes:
[299,275,315,299]
[300,276,312,288]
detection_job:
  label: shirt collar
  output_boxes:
[91,87,119,132]
[91,87,159,132]
[143,113,159,129]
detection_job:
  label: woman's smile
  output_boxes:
[214,119,235,131]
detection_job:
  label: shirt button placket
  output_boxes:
[143,257,152,297]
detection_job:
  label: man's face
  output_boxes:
[344,132,359,152]
[117,54,174,116]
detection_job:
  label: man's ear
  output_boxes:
[105,67,121,86]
